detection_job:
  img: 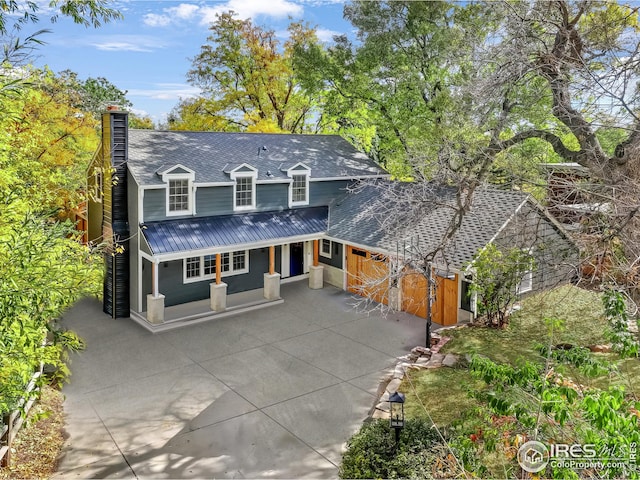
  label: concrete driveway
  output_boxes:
[54,281,427,479]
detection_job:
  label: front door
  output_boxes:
[290,242,304,276]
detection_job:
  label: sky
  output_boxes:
[29,0,353,124]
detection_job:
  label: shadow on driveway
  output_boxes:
[53,282,427,479]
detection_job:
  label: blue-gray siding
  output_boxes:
[142,180,351,222]
[495,204,578,293]
[319,240,343,268]
[142,247,282,309]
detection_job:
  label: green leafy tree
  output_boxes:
[0,0,120,419]
[128,113,154,130]
[293,1,492,175]
[461,336,639,478]
[0,0,121,35]
[0,212,101,413]
[179,12,320,133]
[57,70,133,121]
[0,67,100,213]
[467,244,535,328]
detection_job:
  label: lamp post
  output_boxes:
[389,391,405,447]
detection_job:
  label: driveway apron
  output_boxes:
[53,281,427,479]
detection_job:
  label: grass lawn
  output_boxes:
[440,284,608,365]
[401,284,640,426]
[401,367,483,427]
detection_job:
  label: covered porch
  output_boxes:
[130,286,286,333]
[135,207,328,328]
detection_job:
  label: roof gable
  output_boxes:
[328,181,532,269]
[156,164,194,176]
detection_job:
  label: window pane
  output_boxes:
[233,251,246,271]
[203,254,216,276]
[235,177,253,207]
[186,257,200,278]
[221,252,230,272]
[292,174,307,202]
[169,179,189,212]
[321,239,331,255]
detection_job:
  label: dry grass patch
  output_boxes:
[0,385,65,480]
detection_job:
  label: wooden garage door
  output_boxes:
[346,246,388,305]
[433,274,458,326]
[402,272,427,318]
[402,270,458,325]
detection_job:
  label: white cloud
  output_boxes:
[199,0,303,23]
[90,35,167,52]
[142,13,171,27]
[167,4,200,20]
[128,83,201,101]
[315,28,340,42]
[143,0,303,28]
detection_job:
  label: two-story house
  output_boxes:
[88,109,578,330]
[87,109,388,325]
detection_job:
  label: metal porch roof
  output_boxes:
[141,206,328,256]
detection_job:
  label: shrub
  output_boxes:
[339,418,443,479]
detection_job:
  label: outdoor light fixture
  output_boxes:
[389,391,405,446]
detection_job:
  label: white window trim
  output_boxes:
[515,249,534,295]
[91,168,103,203]
[320,239,332,258]
[183,251,249,284]
[162,166,195,217]
[230,165,258,211]
[287,163,311,207]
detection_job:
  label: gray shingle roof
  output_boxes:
[127,130,386,186]
[328,182,529,269]
[142,206,328,256]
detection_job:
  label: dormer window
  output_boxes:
[235,176,253,208]
[169,179,189,212]
[229,164,258,211]
[287,163,311,207]
[158,164,195,216]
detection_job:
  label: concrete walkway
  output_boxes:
[54,281,427,479]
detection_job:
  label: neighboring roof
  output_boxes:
[539,162,590,175]
[327,182,529,270]
[141,206,328,256]
[127,130,387,186]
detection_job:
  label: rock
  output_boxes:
[425,352,445,368]
[589,344,612,353]
[372,409,390,420]
[394,363,410,379]
[414,356,431,366]
[375,401,390,413]
[411,346,431,356]
[379,391,389,402]
[429,353,445,363]
[386,378,402,394]
[398,353,419,363]
[442,354,460,368]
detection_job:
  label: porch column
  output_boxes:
[309,239,324,290]
[146,260,165,324]
[269,245,275,275]
[211,253,227,312]
[264,245,281,300]
[313,240,319,266]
